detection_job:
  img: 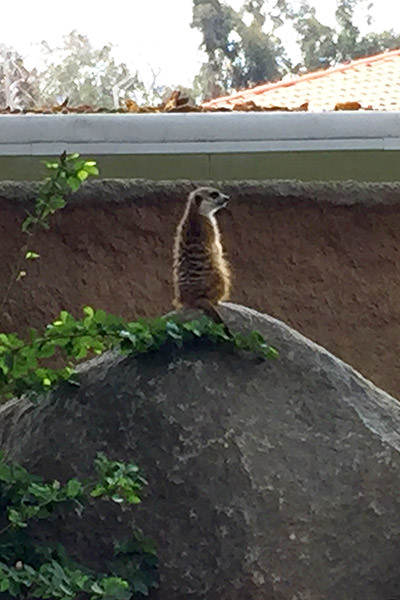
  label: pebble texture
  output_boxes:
[1,303,400,599]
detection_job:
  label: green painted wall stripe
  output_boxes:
[0,150,400,182]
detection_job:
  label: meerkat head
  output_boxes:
[189,187,229,217]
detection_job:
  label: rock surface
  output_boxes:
[1,303,400,599]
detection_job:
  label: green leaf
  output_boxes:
[90,485,106,498]
[36,342,56,359]
[25,251,40,260]
[8,508,26,528]
[83,306,94,319]
[48,196,67,211]
[165,321,182,340]
[182,321,202,336]
[267,346,279,359]
[59,311,70,324]
[83,163,99,175]
[132,580,149,595]
[59,582,74,596]
[66,176,81,192]
[111,495,124,504]
[77,170,89,182]
[65,479,83,499]
[21,215,38,232]
[97,577,130,600]
[65,152,80,161]
[90,582,103,594]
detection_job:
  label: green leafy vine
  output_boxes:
[0,452,157,600]
[1,152,99,322]
[0,307,277,401]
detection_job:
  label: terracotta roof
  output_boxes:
[202,49,400,111]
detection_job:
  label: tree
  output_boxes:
[355,30,400,57]
[234,0,289,88]
[38,31,145,109]
[192,0,400,97]
[191,0,290,99]
[191,0,240,98]
[0,45,39,109]
[290,2,339,71]
[291,0,400,72]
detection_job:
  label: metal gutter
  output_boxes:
[1,112,400,155]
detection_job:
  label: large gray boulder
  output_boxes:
[1,302,400,600]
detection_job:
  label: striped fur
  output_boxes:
[173,187,231,310]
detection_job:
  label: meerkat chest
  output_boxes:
[208,217,223,251]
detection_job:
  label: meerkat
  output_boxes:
[172,186,231,321]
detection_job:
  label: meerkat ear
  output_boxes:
[194,194,202,206]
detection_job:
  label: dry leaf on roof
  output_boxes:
[176,95,190,107]
[162,90,201,112]
[170,104,202,112]
[140,106,160,113]
[163,90,181,111]
[230,100,309,112]
[52,97,69,113]
[232,100,263,111]
[296,102,309,111]
[334,101,362,111]
[125,99,140,113]
[74,105,95,113]
[206,106,232,112]
[263,105,291,111]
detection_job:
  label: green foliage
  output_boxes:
[21,152,98,235]
[291,0,400,72]
[0,307,277,401]
[289,2,338,71]
[193,0,400,97]
[0,152,98,325]
[91,453,147,505]
[38,31,144,109]
[0,452,157,600]
[0,44,40,109]
[192,0,288,97]
[2,3,400,107]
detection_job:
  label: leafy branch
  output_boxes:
[0,307,277,401]
[0,152,99,321]
[0,452,157,599]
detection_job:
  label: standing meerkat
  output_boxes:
[172,186,231,320]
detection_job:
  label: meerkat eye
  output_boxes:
[210,191,219,199]
[194,194,203,206]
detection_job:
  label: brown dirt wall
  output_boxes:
[1,180,400,399]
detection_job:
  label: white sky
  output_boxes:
[1,0,400,87]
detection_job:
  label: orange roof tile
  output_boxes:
[202,49,400,111]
